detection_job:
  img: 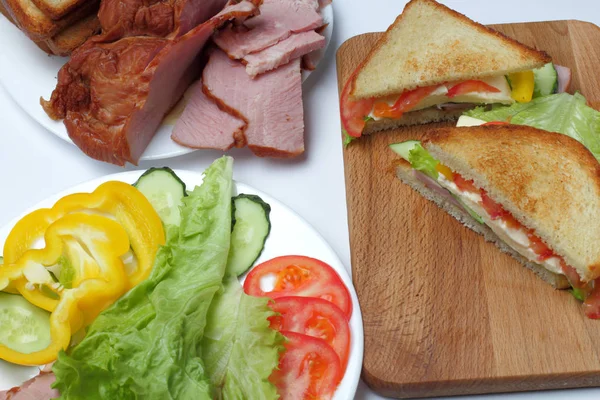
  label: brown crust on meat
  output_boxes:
[201,80,248,148]
[348,0,551,99]
[248,144,303,158]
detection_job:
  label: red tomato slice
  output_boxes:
[527,232,554,261]
[560,259,585,289]
[339,75,374,138]
[447,80,501,98]
[453,174,478,193]
[480,191,507,220]
[583,279,600,318]
[270,331,342,400]
[244,255,353,319]
[269,296,351,370]
[372,85,440,119]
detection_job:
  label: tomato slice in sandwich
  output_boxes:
[372,85,440,119]
[244,255,353,319]
[269,296,351,370]
[270,331,343,400]
[447,80,501,97]
[339,75,374,138]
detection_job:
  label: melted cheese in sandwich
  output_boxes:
[369,76,513,121]
[437,174,564,276]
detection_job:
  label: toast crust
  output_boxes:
[349,0,551,100]
[2,0,98,40]
[422,125,600,282]
[31,0,85,20]
[363,107,464,135]
[395,161,570,289]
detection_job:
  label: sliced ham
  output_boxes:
[318,0,331,8]
[555,64,572,93]
[243,30,325,77]
[0,371,58,400]
[213,0,322,59]
[203,48,304,157]
[171,81,245,150]
[41,1,259,165]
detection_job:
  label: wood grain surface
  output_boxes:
[337,20,600,398]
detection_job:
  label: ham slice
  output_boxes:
[0,371,58,400]
[555,64,572,93]
[171,81,245,150]
[213,0,322,59]
[41,1,259,165]
[243,30,325,77]
[202,48,304,157]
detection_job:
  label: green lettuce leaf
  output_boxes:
[52,156,234,400]
[202,277,284,400]
[464,93,600,160]
[408,143,439,179]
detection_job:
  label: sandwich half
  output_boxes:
[340,0,551,138]
[390,124,600,317]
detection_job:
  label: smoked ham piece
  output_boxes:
[243,30,325,77]
[171,81,245,150]
[200,48,304,157]
[213,0,322,59]
[41,1,259,165]
[0,371,58,400]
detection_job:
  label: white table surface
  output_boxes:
[0,0,599,398]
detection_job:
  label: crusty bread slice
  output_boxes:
[395,161,570,289]
[44,13,100,55]
[31,0,86,20]
[363,107,464,135]
[421,125,600,283]
[2,0,98,40]
[350,0,551,100]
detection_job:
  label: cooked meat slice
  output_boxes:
[171,81,246,150]
[203,48,304,157]
[41,0,259,165]
[98,0,229,39]
[0,371,58,400]
[243,30,325,77]
[213,0,321,59]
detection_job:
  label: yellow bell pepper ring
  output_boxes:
[0,214,133,365]
[508,70,535,103]
[2,181,165,290]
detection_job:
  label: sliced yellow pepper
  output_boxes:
[508,70,535,103]
[2,181,164,291]
[0,213,131,365]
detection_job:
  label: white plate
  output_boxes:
[0,5,333,162]
[0,168,363,400]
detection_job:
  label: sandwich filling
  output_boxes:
[367,76,513,121]
[391,140,600,318]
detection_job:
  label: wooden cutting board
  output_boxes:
[337,20,600,398]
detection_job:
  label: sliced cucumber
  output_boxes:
[133,167,187,227]
[389,140,420,161]
[0,293,51,354]
[226,194,271,277]
[533,63,558,98]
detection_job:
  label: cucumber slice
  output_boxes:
[389,140,420,161]
[0,293,51,354]
[533,63,558,98]
[226,194,271,277]
[133,167,187,227]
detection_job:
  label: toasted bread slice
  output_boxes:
[44,13,100,55]
[419,125,600,283]
[2,0,98,40]
[1,0,53,52]
[395,161,570,289]
[350,0,550,100]
[31,0,86,20]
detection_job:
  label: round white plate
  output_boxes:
[0,5,333,162]
[0,168,362,400]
